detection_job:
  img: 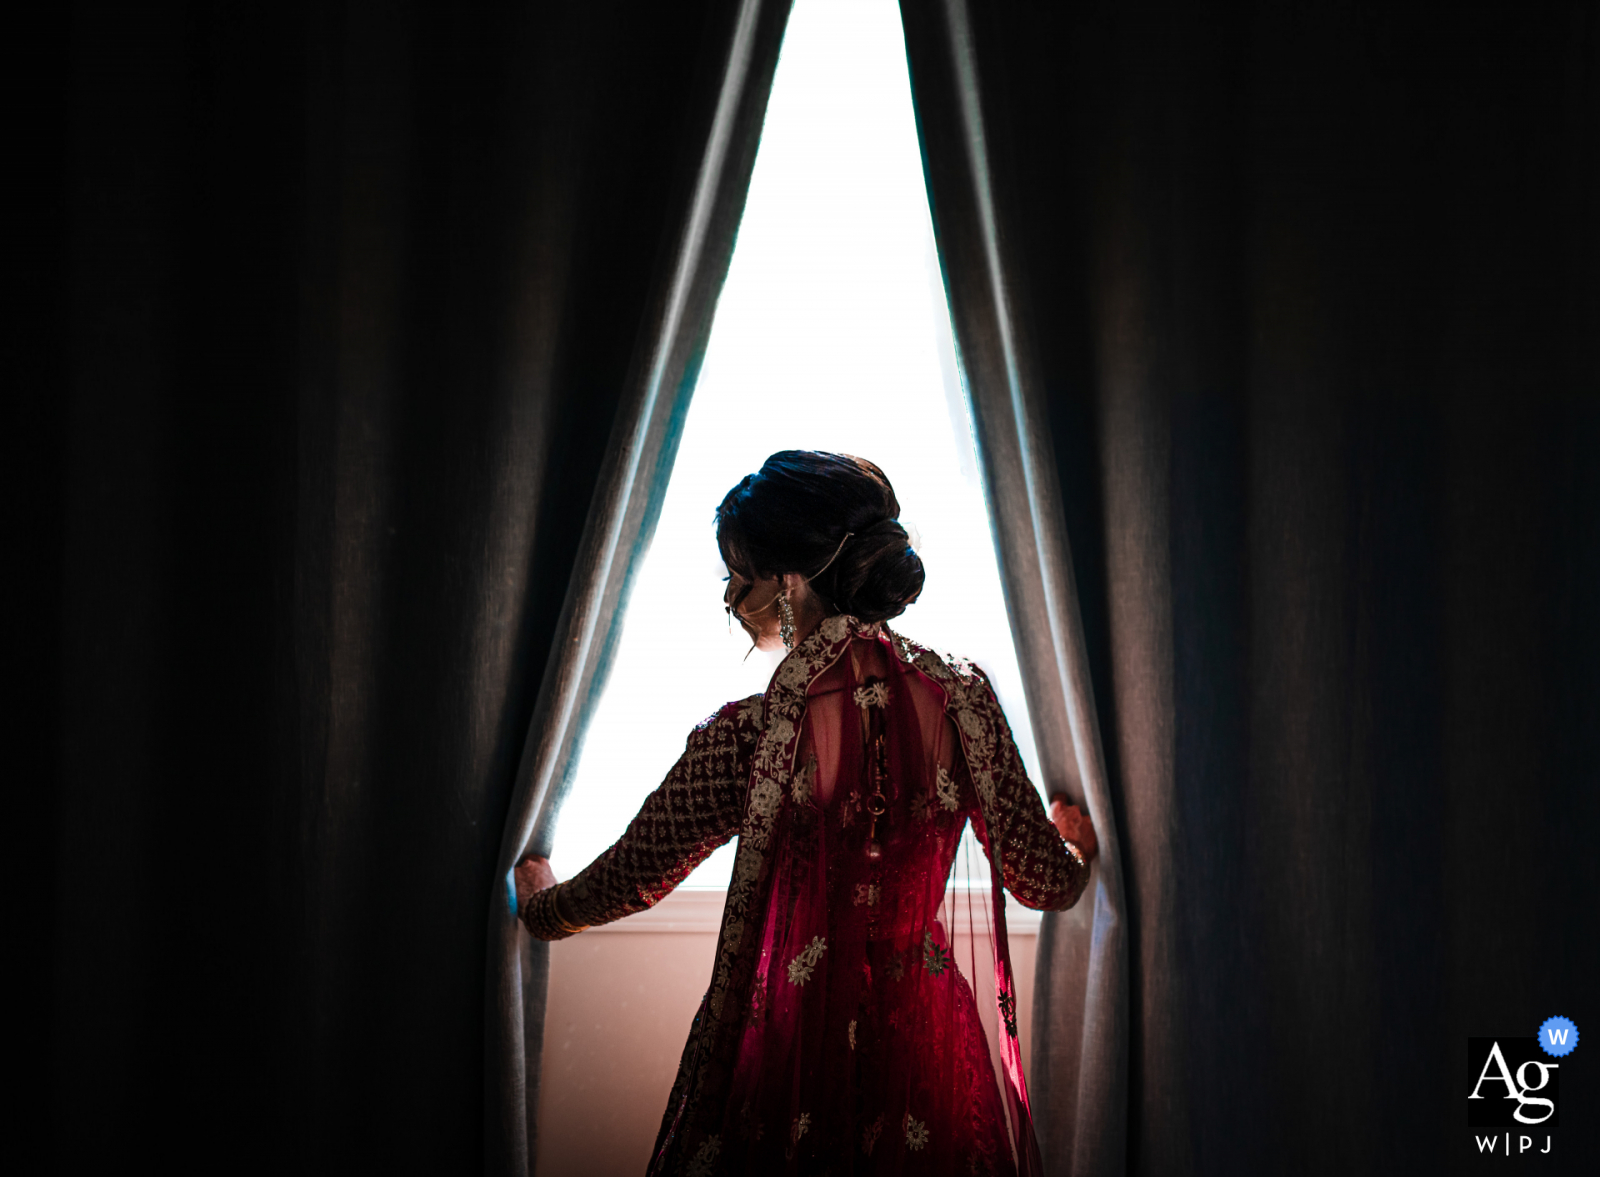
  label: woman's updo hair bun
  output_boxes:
[716,451,925,623]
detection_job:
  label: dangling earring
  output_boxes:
[778,592,796,651]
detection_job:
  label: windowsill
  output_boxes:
[584,887,1045,935]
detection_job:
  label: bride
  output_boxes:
[517,451,1097,1176]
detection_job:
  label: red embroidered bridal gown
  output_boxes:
[522,617,1090,1176]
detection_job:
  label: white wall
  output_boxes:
[536,889,1041,1177]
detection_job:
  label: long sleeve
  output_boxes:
[961,673,1089,913]
[521,695,761,940]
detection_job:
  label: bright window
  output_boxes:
[548,0,1040,888]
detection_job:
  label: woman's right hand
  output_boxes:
[1049,795,1099,864]
[514,855,557,911]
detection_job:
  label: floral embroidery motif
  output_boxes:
[905,1113,930,1150]
[852,681,890,709]
[970,766,998,813]
[885,951,905,981]
[852,882,880,907]
[749,776,783,822]
[787,935,827,985]
[848,1019,857,1050]
[737,696,765,733]
[820,614,851,642]
[791,1113,811,1143]
[685,1135,721,1177]
[998,989,1019,1038]
[734,1110,763,1143]
[955,701,986,741]
[935,765,961,813]
[862,1114,883,1156]
[791,756,816,805]
[923,930,951,977]
[909,790,931,821]
[777,657,811,690]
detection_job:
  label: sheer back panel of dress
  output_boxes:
[694,633,1017,1174]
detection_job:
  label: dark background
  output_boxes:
[17,1,1598,1174]
[18,1,752,1171]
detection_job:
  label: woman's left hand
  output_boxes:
[1049,796,1099,864]
[514,856,557,910]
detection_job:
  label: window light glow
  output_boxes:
[549,0,1041,888]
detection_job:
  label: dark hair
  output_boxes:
[715,451,925,624]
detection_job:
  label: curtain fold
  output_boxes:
[484,3,792,1173]
[44,2,785,1173]
[901,4,1131,1175]
[905,3,1598,1176]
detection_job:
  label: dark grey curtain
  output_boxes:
[485,2,791,1172]
[908,2,1598,1176]
[37,2,778,1172]
[902,3,1130,1176]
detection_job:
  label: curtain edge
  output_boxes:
[481,3,794,1174]
[903,2,1130,1174]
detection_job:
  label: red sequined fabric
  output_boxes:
[523,618,1089,1176]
